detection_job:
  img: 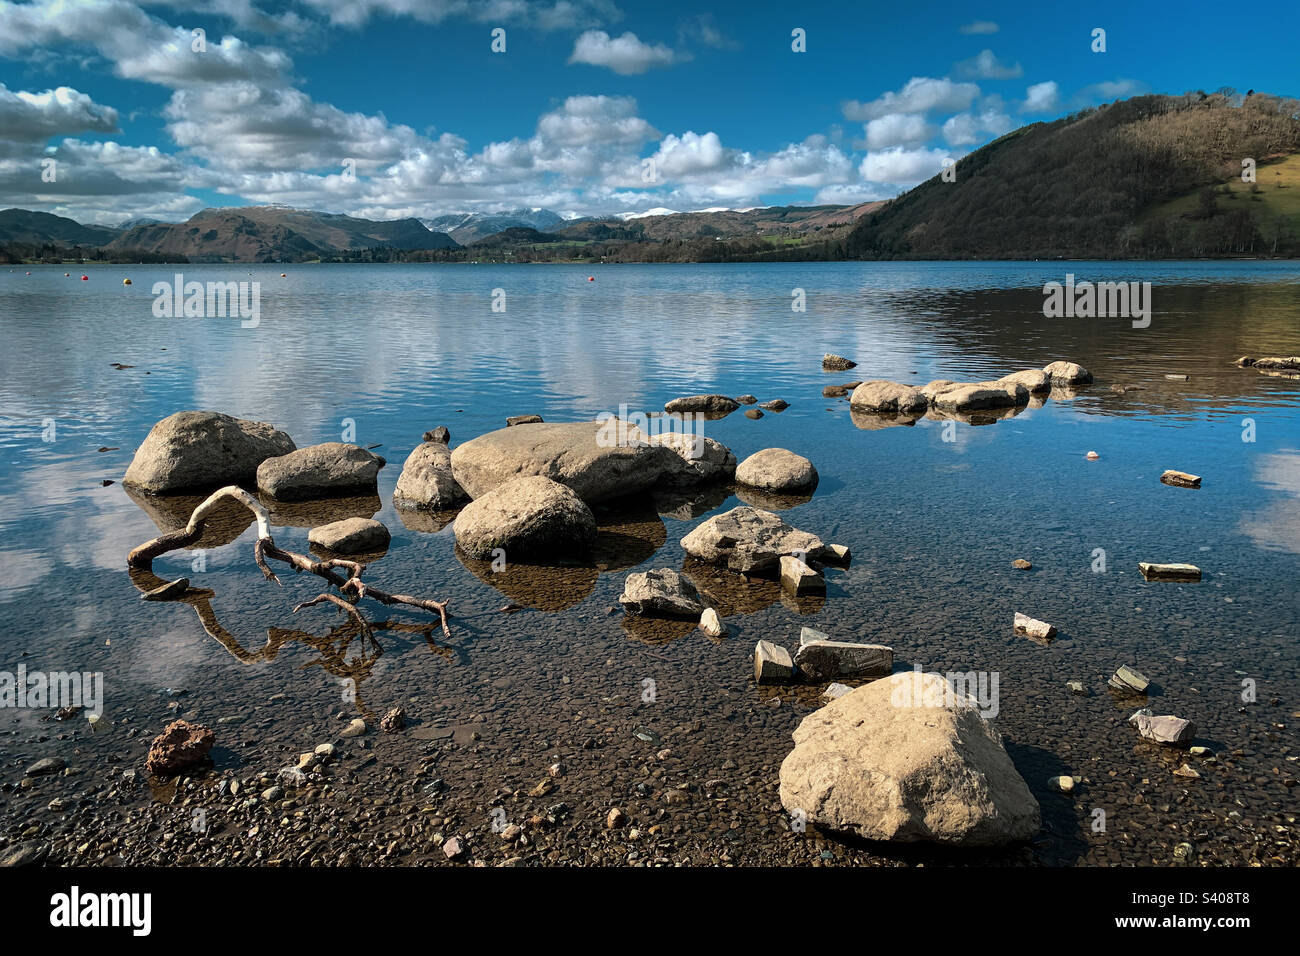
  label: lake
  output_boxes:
[1,260,1297,866]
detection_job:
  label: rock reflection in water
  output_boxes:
[125,484,253,548]
[261,493,382,527]
[733,484,815,512]
[651,482,732,520]
[456,495,667,611]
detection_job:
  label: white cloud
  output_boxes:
[942,108,1013,146]
[959,20,998,35]
[1077,78,1146,102]
[568,30,680,74]
[858,113,935,150]
[860,146,953,184]
[296,0,616,29]
[1021,80,1060,113]
[844,77,980,121]
[954,49,1022,80]
[0,84,118,148]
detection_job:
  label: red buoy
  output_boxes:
[81,275,89,280]
[588,276,594,281]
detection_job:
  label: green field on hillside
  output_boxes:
[1144,153,1300,224]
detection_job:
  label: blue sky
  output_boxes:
[1,0,1297,224]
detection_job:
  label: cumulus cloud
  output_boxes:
[296,0,616,30]
[860,146,953,184]
[844,77,980,121]
[0,84,118,148]
[1021,80,1060,113]
[941,108,1013,146]
[954,49,1022,80]
[858,113,935,150]
[568,30,680,74]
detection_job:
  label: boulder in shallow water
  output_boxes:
[849,381,928,413]
[649,432,737,483]
[124,411,296,493]
[450,420,679,503]
[755,640,795,684]
[1043,360,1093,385]
[1129,709,1196,745]
[793,637,892,680]
[619,568,706,618]
[930,381,1028,411]
[680,506,824,575]
[664,394,739,414]
[996,369,1051,392]
[735,448,819,494]
[146,719,215,777]
[257,443,385,501]
[822,353,857,371]
[308,517,390,554]
[1160,470,1201,488]
[779,554,825,596]
[1138,562,1201,581]
[453,475,596,561]
[779,671,1040,846]
[393,441,468,511]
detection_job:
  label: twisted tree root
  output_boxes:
[128,485,451,636]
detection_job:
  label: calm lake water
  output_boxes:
[1,260,1298,866]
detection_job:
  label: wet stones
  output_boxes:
[1250,356,1300,370]
[506,415,544,426]
[699,607,727,638]
[664,394,739,415]
[822,354,857,371]
[930,380,1029,411]
[1011,559,1031,570]
[793,629,892,680]
[996,369,1052,393]
[1109,665,1150,694]
[1014,612,1057,641]
[393,441,468,510]
[754,641,795,684]
[1129,709,1196,746]
[124,410,296,493]
[379,708,406,733]
[146,719,215,777]
[340,718,367,737]
[1139,562,1202,582]
[779,671,1040,846]
[735,448,819,495]
[759,399,789,412]
[849,380,928,414]
[308,517,390,554]
[25,757,65,777]
[1160,470,1202,489]
[619,568,706,618]
[779,555,825,596]
[453,475,597,560]
[1043,360,1094,385]
[257,443,386,501]
[680,506,824,575]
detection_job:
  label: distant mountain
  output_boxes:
[0,208,121,246]
[423,207,565,245]
[108,206,458,261]
[468,226,562,247]
[554,202,882,244]
[845,91,1300,259]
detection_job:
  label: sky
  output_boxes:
[1,0,1297,225]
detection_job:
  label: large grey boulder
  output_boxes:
[449,420,679,503]
[680,506,824,575]
[1043,360,1093,385]
[308,517,390,554]
[848,381,928,414]
[664,394,739,415]
[619,568,706,618]
[257,443,385,501]
[124,411,296,493]
[649,432,737,483]
[929,381,1029,411]
[779,671,1041,846]
[735,448,819,494]
[393,441,468,511]
[453,475,596,560]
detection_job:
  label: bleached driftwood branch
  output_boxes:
[128,485,450,636]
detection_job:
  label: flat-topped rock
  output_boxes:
[1160,470,1201,488]
[1139,562,1202,581]
[124,411,296,493]
[308,517,390,554]
[779,555,825,596]
[393,441,468,511]
[849,380,928,413]
[930,381,1029,411]
[450,420,679,503]
[680,506,824,575]
[453,475,596,560]
[664,394,739,414]
[735,448,819,494]
[619,568,706,618]
[1014,612,1057,641]
[257,443,385,501]
[779,672,1040,846]
[1043,360,1093,385]
[507,415,544,426]
[793,638,892,680]
[1109,665,1149,694]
